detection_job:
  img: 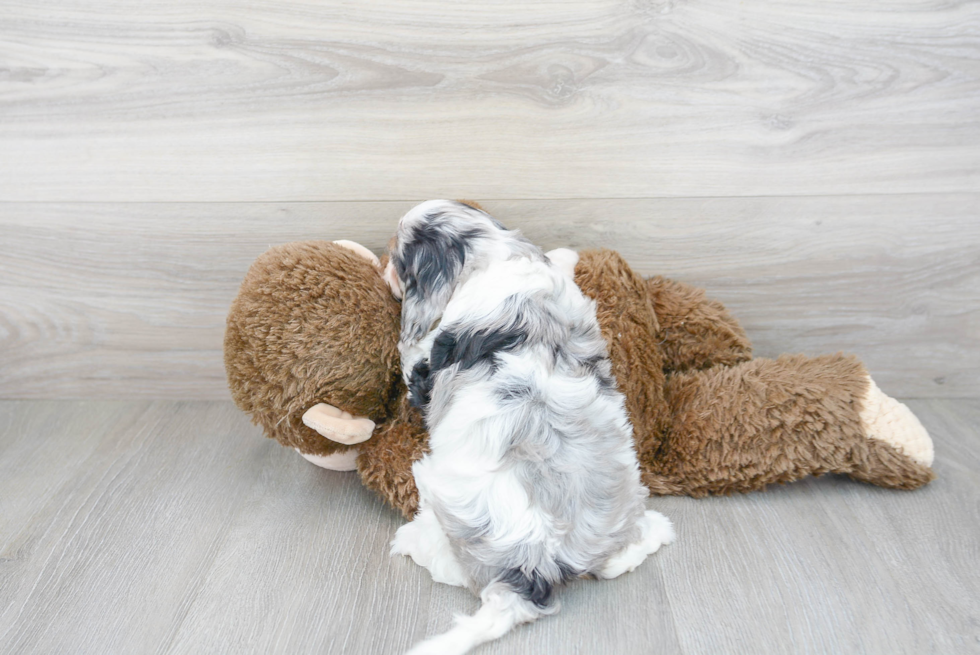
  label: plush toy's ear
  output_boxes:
[333,240,381,268]
[456,199,485,212]
[302,403,376,445]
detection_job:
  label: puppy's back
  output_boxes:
[414,256,649,594]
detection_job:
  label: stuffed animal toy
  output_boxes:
[225,220,935,520]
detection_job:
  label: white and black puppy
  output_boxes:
[385,200,674,655]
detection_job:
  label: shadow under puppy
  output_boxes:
[385,200,674,655]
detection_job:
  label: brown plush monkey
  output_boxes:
[225,235,934,520]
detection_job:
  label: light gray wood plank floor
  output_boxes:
[1,399,977,654]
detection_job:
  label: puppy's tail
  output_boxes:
[405,574,558,655]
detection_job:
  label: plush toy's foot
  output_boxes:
[302,403,376,445]
[295,447,359,471]
[859,377,934,466]
[598,510,674,580]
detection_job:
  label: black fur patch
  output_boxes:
[407,360,434,409]
[430,322,529,375]
[499,568,555,609]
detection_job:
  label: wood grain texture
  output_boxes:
[2,196,977,400]
[0,399,978,654]
[1,0,978,201]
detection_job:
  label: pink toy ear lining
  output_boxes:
[332,240,381,268]
[302,403,376,445]
[331,239,403,300]
[383,260,403,299]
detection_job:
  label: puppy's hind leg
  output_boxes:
[391,505,469,587]
[598,510,675,580]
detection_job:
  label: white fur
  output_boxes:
[599,510,676,579]
[391,505,468,588]
[404,584,541,655]
[545,247,579,279]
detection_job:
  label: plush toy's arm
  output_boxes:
[639,353,934,496]
[646,276,752,373]
[356,394,428,519]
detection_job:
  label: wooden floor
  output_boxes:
[1,399,977,655]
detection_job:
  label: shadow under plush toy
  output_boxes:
[224,209,934,519]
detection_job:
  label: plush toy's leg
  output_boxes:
[645,276,753,373]
[642,354,935,496]
[597,510,675,579]
[391,505,469,587]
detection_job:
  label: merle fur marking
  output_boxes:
[393,216,479,305]
[407,360,434,409]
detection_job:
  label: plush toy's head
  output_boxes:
[224,240,401,456]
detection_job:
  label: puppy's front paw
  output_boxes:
[390,521,422,559]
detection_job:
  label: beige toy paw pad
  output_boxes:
[859,378,934,466]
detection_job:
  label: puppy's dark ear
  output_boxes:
[400,219,467,301]
[395,217,471,341]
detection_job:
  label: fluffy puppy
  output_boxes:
[385,200,674,655]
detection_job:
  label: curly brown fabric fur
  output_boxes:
[225,241,402,456]
[574,250,672,466]
[650,353,934,495]
[646,276,753,372]
[357,392,428,519]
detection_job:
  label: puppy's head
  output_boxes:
[385,200,509,342]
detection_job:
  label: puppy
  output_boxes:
[385,200,674,655]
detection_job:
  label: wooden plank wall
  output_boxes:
[1,1,978,399]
